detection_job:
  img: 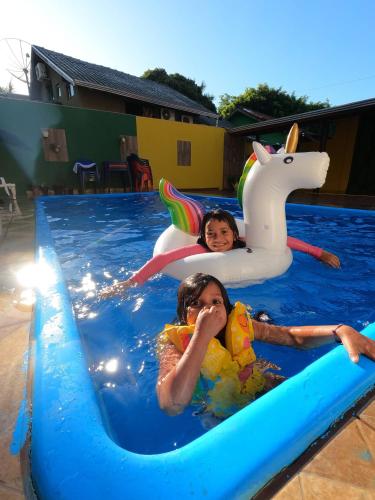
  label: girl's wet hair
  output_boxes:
[197,209,246,250]
[177,273,232,325]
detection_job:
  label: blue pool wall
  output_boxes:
[32,195,375,500]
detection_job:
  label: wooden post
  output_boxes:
[223,133,247,190]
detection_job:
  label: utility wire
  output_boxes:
[299,73,375,93]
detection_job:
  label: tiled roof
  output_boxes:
[230,107,273,121]
[32,46,218,118]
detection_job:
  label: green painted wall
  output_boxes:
[0,97,136,192]
[229,113,284,146]
[229,114,258,127]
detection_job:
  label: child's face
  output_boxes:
[186,282,227,325]
[204,219,235,252]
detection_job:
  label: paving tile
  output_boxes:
[0,322,29,491]
[303,420,375,491]
[360,415,375,431]
[0,481,24,500]
[0,295,32,343]
[0,200,34,499]
[358,418,375,465]
[361,399,375,419]
[299,471,374,499]
[272,475,303,499]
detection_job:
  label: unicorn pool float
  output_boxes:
[154,124,330,286]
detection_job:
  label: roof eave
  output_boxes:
[228,107,272,121]
[75,80,218,118]
[32,47,75,85]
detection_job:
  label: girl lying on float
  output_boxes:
[100,124,339,296]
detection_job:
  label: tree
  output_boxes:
[0,81,13,94]
[141,68,217,113]
[218,83,329,118]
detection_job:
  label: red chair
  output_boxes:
[102,161,133,193]
[127,154,153,192]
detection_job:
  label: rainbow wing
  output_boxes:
[159,178,205,235]
[237,152,257,209]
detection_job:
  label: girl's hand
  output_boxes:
[335,325,375,363]
[98,279,134,299]
[320,250,341,268]
[195,305,227,341]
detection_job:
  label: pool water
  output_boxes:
[42,194,375,454]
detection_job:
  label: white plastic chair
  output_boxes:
[0,177,21,215]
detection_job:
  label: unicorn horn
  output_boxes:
[285,123,299,153]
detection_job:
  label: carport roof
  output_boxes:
[228,97,375,135]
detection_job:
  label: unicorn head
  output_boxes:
[242,124,330,250]
[238,124,329,207]
[246,142,329,194]
[159,123,330,254]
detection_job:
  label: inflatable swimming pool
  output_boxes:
[30,194,375,499]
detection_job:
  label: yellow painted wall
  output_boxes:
[324,116,359,193]
[299,116,359,193]
[136,117,225,189]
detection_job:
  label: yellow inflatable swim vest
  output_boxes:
[160,302,266,418]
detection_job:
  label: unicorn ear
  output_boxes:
[252,142,271,164]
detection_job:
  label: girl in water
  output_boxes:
[100,209,340,298]
[156,273,375,417]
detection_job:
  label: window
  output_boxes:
[67,83,75,99]
[47,83,53,101]
[55,84,62,101]
[177,140,191,166]
[181,115,193,124]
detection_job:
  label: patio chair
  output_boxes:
[102,161,133,193]
[0,177,22,215]
[127,154,153,192]
[73,160,100,194]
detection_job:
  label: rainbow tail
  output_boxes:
[159,179,205,235]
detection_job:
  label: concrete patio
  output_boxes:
[0,198,34,499]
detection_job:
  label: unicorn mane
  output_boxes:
[237,152,257,209]
[237,146,276,208]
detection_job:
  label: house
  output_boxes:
[227,107,285,148]
[30,46,218,123]
[225,98,375,195]
[227,107,272,127]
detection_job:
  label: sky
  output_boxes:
[1,0,375,108]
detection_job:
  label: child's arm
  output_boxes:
[157,334,210,416]
[319,249,341,268]
[287,236,340,268]
[99,244,206,298]
[133,244,207,284]
[253,321,375,363]
[157,305,226,415]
